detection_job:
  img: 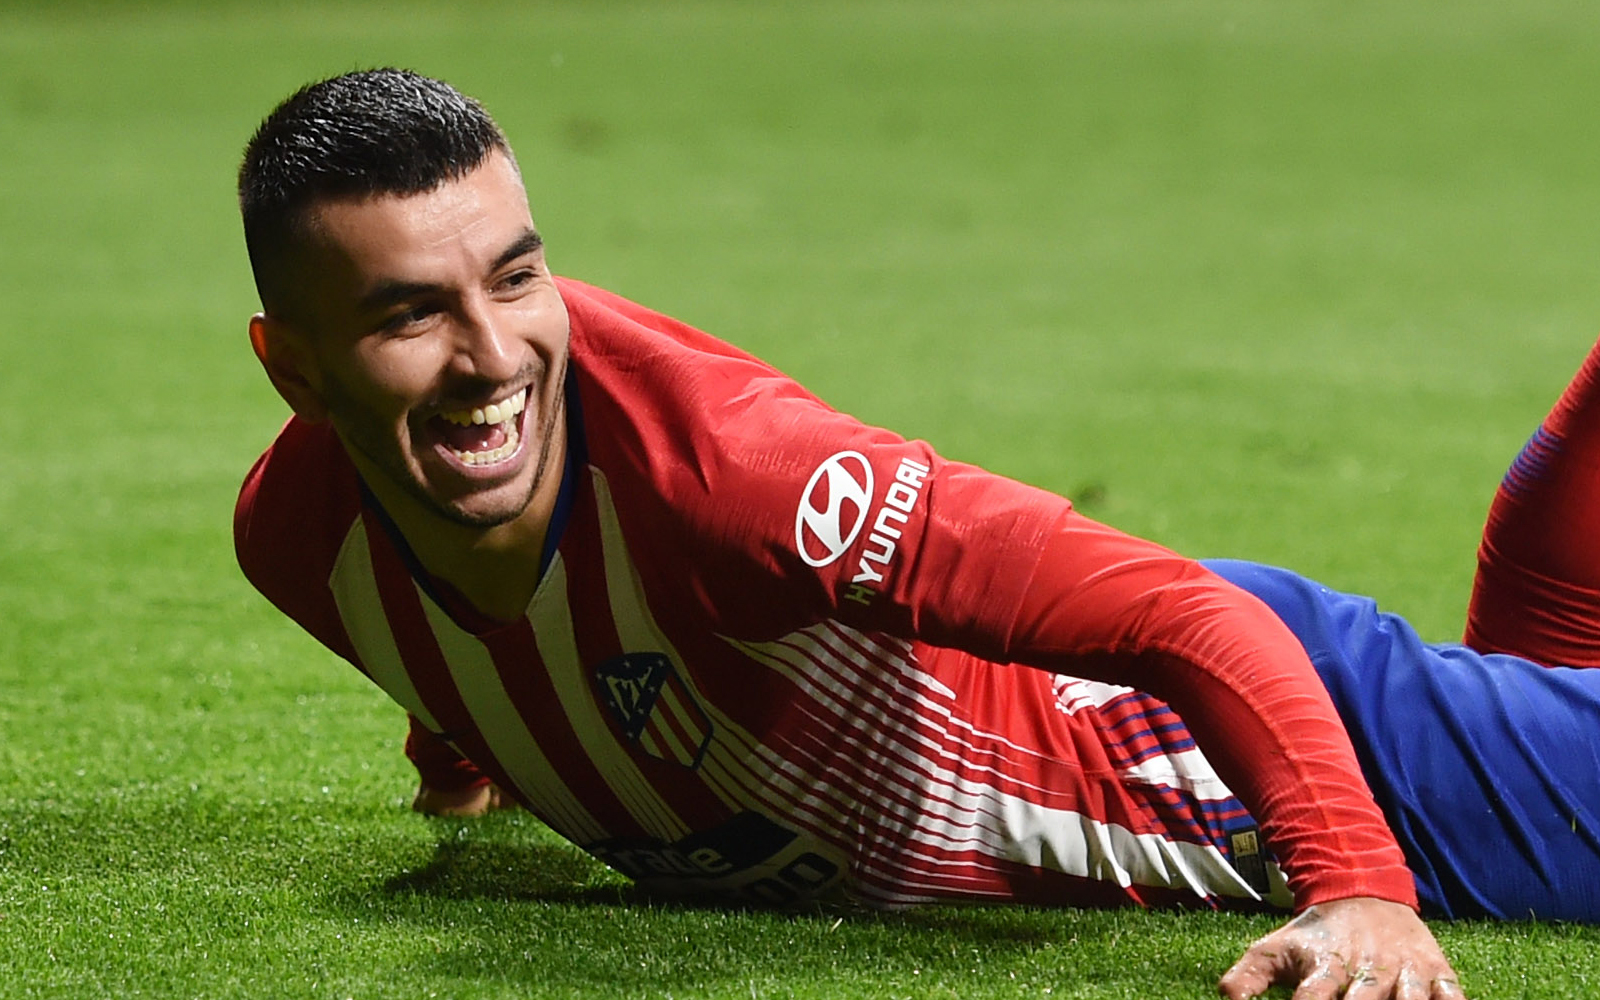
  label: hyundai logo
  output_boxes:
[795,451,874,567]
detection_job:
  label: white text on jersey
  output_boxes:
[845,457,930,605]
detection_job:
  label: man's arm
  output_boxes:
[994,512,1459,997]
[405,713,508,816]
[1002,510,1412,908]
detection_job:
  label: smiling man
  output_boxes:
[234,69,1467,999]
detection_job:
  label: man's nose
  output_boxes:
[452,301,521,383]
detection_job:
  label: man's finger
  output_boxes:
[1287,963,1345,1000]
[1390,969,1430,1000]
[1341,967,1391,999]
[1217,941,1296,1000]
[1216,958,1273,1000]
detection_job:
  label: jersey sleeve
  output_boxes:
[234,418,365,672]
[1003,510,1416,909]
[563,280,1416,910]
[237,421,492,791]
[405,713,490,792]
[561,278,1057,644]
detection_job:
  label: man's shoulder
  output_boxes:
[558,276,800,387]
[552,277,934,639]
[557,277,861,507]
[234,418,363,609]
[558,276,836,444]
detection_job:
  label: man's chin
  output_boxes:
[429,484,538,530]
[340,430,542,533]
[412,451,544,529]
[435,502,529,530]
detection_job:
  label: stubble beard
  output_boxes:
[325,358,569,531]
[445,367,568,530]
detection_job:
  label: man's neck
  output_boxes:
[363,420,568,624]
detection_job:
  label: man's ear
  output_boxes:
[249,312,329,423]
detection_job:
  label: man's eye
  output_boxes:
[497,268,539,293]
[382,306,435,331]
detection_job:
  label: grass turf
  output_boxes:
[4,0,1600,995]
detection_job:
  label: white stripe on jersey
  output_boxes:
[728,630,1070,888]
[416,595,606,843]
[328,520,440,731]
[525,556,692,841]
[1120,747,1237,802]
[589,470,687,659]
[588,471,748,815]
[1050,676,1135,716]
[730,624,1273,905]
[1044,677,1239,799]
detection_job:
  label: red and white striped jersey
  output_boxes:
[235,278,1416,913]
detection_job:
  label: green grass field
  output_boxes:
[5,1,1600,996]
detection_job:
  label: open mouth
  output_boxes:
[430,388,529,468]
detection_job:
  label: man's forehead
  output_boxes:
[275,154,540,326]
[303,160,534,263]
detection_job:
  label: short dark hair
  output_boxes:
[238,68,513,313]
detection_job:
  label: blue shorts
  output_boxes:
[1204,559,1600,920]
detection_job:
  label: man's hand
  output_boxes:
[1218,897,1464,999]
[411,781,509,817]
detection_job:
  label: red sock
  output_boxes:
[1465,337,1600,666]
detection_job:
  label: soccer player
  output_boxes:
[234,69,1464,999]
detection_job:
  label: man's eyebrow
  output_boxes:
[354,230,545,313]
[492,228,544,272]
[357,279,440,313]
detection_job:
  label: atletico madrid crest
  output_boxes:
[594,652,714,769]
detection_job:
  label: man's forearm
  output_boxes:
[1004,510,1415,909]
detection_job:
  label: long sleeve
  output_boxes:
[416,279,1418,909]
[405,713,491,793]
[1001,509,1416,909]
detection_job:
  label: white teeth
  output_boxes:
[436,387,528,466]
[440,388,528,429]
[450,416,522,466]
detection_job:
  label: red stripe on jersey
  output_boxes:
[477,616,643,840]
[560,474,731,825]
[752,630,936,827]
[1095,692,1195,767]
[644,685,709,766]
[360,510,525,812]
[779,627,1070,847]
[553,478,625,680]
